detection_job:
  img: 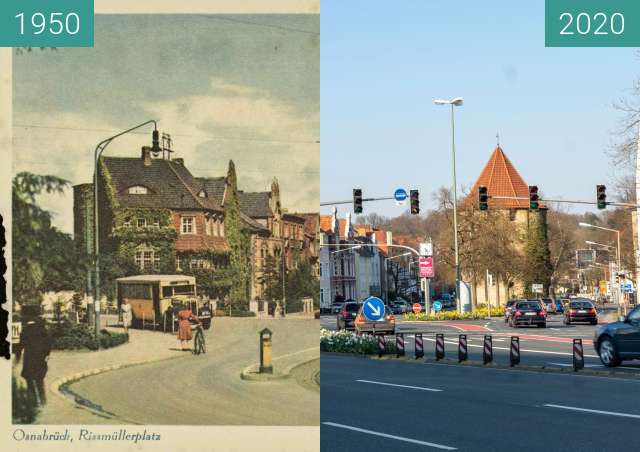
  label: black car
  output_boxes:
[336,301,362,330]
[508,300,546,328]
[564,300,597,325]
[593,305,640,367]
[504,299,522,323]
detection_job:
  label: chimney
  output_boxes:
[174,158,184,166]
[141,146,152,167]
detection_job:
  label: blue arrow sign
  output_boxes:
[432,301,443,312]
[394,188,408,202]
[362,296,385,321]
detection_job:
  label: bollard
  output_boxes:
[259,328,273,373]
[510,336,520,367]
[573,338,584,371]
[414,333,424,359]
[483,335,493,365]
[435,333,445,360]
[396,333,405,357]
[458,334,468,362]
[378,334,386,357]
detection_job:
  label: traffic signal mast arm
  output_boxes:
[320,196,396,206]
[320,242,421,257]
[489,195,640,209]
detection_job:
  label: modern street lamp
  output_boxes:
[93,120,160,338]
[579,222,623,314]
[435,97,463,312]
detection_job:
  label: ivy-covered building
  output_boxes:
[73,139,318,305]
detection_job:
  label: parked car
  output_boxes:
[329,302,344,314]
[504,299,522,323]
[337,301,362,330]
[354,304,395,335]
[391,298,411,314]
[564,300,598,325]
[508,300,546,328]
[593,305,640,367]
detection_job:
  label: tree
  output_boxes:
[522,211,553,297]
[286,257,319,311]
[13,172,85,309]
[260,254,282,302]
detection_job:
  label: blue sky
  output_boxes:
[321,1,638,217]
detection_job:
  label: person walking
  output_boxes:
[121,301,132,334]
[16,306,51,406]
[177,305,201,351]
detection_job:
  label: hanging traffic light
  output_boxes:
[529,185,539,210]
[353,188,363,214]
[478,185,488,211]
[410,189,420,215]
[597,184,606,209]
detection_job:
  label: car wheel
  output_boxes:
[504,316,508,324]
[538,323,546,328]
[598,337,621,367]
[564,318,570,325]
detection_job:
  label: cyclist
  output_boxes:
[176,304,201,351]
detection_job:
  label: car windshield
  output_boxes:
[570,301,593,309]
[517,302,540,310]
[507,300,517,306]
[344,303,361,312]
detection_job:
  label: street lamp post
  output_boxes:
[93,120,160,338]
[579,222,623,315]
[435,97,463,312]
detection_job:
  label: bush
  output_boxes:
[12,377,39,424]
[403,307,505,321]
[48,320,128,350]
[214,309,256,317]
[320,329,396,354]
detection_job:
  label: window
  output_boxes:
[137,218,147,228]
[198,190,207,198]
[181,216,195,234]
[509,209,516,221]
[153,218,160,228]
[219,221,224,237]
[121,284,152,299]
[176,257,182,271]
[135,249,159,270]
[320,288,324,304]
[128,185,148,194]
[206,218,212,236]
[123,217,132,227]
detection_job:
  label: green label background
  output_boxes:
[0,0,93,47]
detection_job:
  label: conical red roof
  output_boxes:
[466,146,539,209]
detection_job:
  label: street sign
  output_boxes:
[419,257,434,278]
[362,296,385,321]
[394,188,408,206]
[419,242,433,257]
[412,303,422,314]
[532,283,543,294]
[432,301,443,312]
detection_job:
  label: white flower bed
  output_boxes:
[320,328,396,354]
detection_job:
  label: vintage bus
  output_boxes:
[116,275,212,332]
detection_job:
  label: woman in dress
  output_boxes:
[177,305,201,351]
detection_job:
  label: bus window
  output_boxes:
[121,284,152,299]
[173,285,195,295]
[162,286,173,298]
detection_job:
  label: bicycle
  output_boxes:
[192,324,206,355]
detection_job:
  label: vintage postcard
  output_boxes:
[1,2,319,451]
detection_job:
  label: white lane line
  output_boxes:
[323,422,457,450]
[356,379,443,392]
[543,404,640,419]
[547,362,604,368]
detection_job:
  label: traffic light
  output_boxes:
[353,188,363,214]
[597,184,606,210]
[478,185,488,211]
[410,189,420,215]
[529,185,539,210]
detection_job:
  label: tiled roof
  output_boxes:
[197,177,227,206]
[291,213,320,236]
[320,215,333,233]
[465,146,543,210]
[239,191,272,217]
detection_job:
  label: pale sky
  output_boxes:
[13,14,319,234]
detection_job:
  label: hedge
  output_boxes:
[215,309,256,317]
[48,320,129,350]
[404,307,506,321]
[320,329,397,354]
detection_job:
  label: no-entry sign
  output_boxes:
[419,257,434,278]
[412,303,422,314]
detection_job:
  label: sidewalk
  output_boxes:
[13,327,184,424]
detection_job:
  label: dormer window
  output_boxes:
[198,190,207,198]
[128,185,149,194]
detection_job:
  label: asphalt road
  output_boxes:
[321,353,640,452]
[69,318,319,425]
[321,313,640,374]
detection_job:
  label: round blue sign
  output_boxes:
[394,188,408,202]
[362,296,386,321]
[432,301,443,312]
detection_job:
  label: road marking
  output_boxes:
[322,422,457,450]
[543,404,640,419]
[547,362,604,368]
[356,379,443,392]
[441,323,493,332]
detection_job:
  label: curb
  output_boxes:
[241,349,319,382]
[49,352,186,422]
